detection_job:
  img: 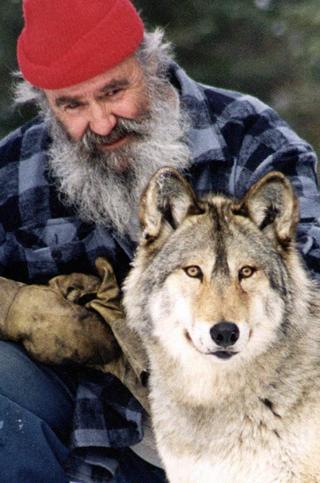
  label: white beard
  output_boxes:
[46,83,191,240]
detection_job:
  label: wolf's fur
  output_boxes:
[123,168,320,483]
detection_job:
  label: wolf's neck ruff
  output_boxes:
[124,167,320,483]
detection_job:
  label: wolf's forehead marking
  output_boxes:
[205,195,234,221]
[206,197,235,234]
[206,202,232,278]
[206,194,230,206]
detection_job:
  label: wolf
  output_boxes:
[123,167,320,483]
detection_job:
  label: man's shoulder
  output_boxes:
[0,116,49,167]
[202,85,265,115]
[170,62,283,127]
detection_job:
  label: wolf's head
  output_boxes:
[124,168,309,372]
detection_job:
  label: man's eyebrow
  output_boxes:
[99,78,130,94]
[54,79,130,107]
[55,95,83,108]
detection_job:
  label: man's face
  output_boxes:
[44,55,148,150]
[44,52,190,237]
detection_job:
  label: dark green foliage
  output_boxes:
[0,1,28,136]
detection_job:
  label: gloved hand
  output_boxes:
[0,259,149,411]
[0,273,120,365]
[45,258,149,411]
[86,257,149,412]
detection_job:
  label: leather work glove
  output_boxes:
[0,273,120,366]
[50,257,150,412]
[89,258,149,412]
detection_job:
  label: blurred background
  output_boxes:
[0,0,319,156]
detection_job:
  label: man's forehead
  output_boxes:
[52,79,131,108]
[44,55,141,101]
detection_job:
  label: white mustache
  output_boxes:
[81,116,150,151]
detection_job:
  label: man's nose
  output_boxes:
[88,102,117,136]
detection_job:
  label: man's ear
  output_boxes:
[234,171,299,246]
[139,167,203,245]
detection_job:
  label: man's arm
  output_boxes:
[196,87,320,279]
[231,95,320,278]
[0,121,128,372]
[0,270,120,365]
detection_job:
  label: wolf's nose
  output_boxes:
[210,322,239,347]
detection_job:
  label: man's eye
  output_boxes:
[65,102,81,111]
[183,265,203,280]
[105,88,122,98]
[68,103,81,110]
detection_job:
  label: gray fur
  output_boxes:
[124,168,320,482]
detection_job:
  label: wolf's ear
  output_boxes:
[235,171,299,246]
[139,167,203,244]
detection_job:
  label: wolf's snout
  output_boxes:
[210,322,239,347]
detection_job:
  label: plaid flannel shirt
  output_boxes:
[0,62,320,482]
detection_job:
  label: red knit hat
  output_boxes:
[17,0,144,89]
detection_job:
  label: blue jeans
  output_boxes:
[0,341,166,483]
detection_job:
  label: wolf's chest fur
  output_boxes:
[150,363,320,483]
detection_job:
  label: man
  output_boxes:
[0,0,319,481]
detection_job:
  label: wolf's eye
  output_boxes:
[239,266,256,280]
[184,265,203,279]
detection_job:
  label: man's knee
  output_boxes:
[0,341,76,483]
[0,340,76,433]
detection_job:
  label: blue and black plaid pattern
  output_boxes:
[0,62,320,481]
[0,119,134,285]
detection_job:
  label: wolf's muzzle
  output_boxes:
[210,322,239,347]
